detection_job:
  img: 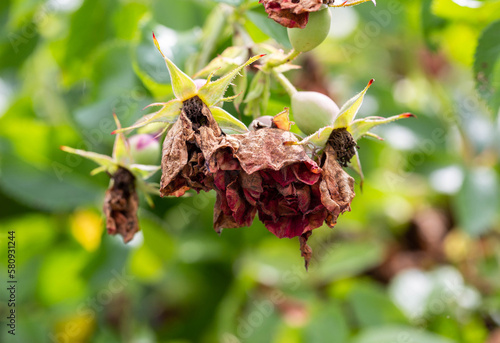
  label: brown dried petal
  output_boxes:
[259,0,323,28]
[210,129,321,176]
[103,167,139,243]
[320,144,355,227]
[160,96,222,197]
[299,231,313,270]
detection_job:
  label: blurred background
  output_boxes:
[0,0,499,342]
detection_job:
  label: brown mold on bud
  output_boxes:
[103,167,140,243]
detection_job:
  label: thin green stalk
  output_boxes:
[272,70,297,97]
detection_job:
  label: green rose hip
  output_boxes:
[291,91,340,135]
[287,8,332,53]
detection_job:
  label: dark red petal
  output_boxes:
[292,163,321,185]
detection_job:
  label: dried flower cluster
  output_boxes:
[62,32,412,269]
[159,97,356,268]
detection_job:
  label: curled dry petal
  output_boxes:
[319,144,355,227]
[103,167,140,243]
[211,129,320,175]
[160,96,222,197]
[259,0,323,28]
[299,231,313,270]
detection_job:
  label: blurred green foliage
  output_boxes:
[0,0,499,342]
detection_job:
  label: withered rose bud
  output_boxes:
[259,0,323,28]
[103,167,140,243]
[160,96,222,197]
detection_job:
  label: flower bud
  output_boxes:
[193,78,206,90]
[287,8,332,52]
[291,91,340,135]
[128,134,160,165]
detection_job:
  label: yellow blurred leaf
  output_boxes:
[70,209,103,252]
[129,245,163,281]
[54,314,96,343]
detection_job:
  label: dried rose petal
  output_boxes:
[160,96,222,197]
[299,231,313,270]
[209,129,326,238]
[319,143,356,227]
[103,167,139,243]
[259,0,323,28]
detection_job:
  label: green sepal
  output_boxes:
[198,54,264,107]
[293,125,334,150]
[60,146,116,174]
[111,114,132,166]
[113,99,182,134]
[130,164,161,180]
[193,46,248,79]
[334,79,373,129]
[328,0,376,7]
[210,106,249,134]
[348,113,415,141]
[153,33,198,101]
[349,150,364,190]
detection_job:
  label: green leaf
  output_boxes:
[352,326,456,343]
[152,0,212,31]
[303,302,350,343]
[60,0,118,84]
[421,0,446,51]
[334,79,374,129]
[210,106,248,134]
[0,155,102,211]
[348,282,408,328]
[244,70,266,103]
[245,7,292,49]
[314,241,384,283]
[454,167,499,237]
[474,19,500,115]
[243,70,272,118]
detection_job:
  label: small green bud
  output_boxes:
[287,8,332,53]
[128,134,160,165]
[291,91,339,135]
